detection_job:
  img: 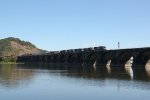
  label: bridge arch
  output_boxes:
[59,54,66,63]
[135,50,150,67]
[47,55,52,62]
[51,54,59,63]
[67,54,77,63]
[97,52,112,66]
[76,53,84,64]
[41,55,47,62]
[119,51,133,67]
[84,53,97,65]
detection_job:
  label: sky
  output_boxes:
[0,0,150,51]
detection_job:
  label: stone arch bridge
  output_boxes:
[17,47,150,68]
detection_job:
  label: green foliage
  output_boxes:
[0,56,17,63]
[0,57,2,61]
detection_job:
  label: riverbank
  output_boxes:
[0,62,24,64]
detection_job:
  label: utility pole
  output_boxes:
[118,42,120,49]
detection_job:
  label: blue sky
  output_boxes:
[0,0,150,51]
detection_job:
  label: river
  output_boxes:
[0,64,150,100]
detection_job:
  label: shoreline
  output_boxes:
[0,62,24,64]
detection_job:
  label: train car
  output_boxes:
[94,46,106,51]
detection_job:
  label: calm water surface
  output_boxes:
[0,64,150,100]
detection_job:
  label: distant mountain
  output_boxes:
[0,37,47,57]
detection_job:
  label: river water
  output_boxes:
[0,64,150,100]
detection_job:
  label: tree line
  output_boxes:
[0,56,17,63]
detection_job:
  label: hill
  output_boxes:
[0,37,46,57]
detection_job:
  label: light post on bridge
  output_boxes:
[118,42,120,49]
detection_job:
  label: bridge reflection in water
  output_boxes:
[16,63,150,81]
[1,63,150,100]
[1,63,150,88]
[0,63,150,100]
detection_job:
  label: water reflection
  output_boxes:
[0,63,150,89]
[106,65,111,74]
[0,64,34,88]
[17,63,150,81]
[124,66,133,79]
[0,64,150,100]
